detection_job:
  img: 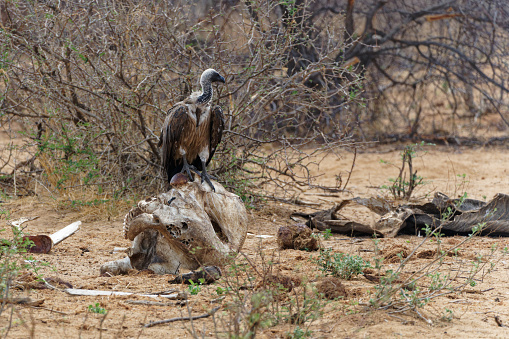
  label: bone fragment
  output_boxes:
[64,288,186,299]
[8,216,39,230]
[49,221,81,245]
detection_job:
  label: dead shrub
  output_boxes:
[0,0,363,200]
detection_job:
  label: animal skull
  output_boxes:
[100,174,248,275]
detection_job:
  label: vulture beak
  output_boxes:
[218,75,225,83]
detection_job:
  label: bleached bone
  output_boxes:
[100,175,248,275]
[64,288,184,299]
[49,221,81,245]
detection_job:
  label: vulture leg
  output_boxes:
[200,159,215,191]
[182,155,195,182]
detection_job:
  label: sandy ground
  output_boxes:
[0,145,508,338]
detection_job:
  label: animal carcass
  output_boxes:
[100,174,248,275]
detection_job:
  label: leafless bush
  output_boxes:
[339,0,509,140]
[0,0,363,199]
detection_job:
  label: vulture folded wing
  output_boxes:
[207,105,225,166]
[161,105,192,179]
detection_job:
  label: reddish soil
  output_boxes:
[0,145,509,338]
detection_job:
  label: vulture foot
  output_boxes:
[201,171,215,192]
[181,156,195,182]
[199,160,215,191]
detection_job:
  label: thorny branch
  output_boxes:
[0,0,363,199]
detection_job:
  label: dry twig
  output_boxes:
[143,307,220,328]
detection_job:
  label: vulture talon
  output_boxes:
[199,159,215,191]
[181,156,195,182]
[201,173,215,192]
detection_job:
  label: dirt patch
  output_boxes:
[417,249,436,259]
[317,277,347,300]
[257,274,301,293]
[382,244,411,263]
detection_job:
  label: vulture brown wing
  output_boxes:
[207,105,225,165]
[161,105,192,179]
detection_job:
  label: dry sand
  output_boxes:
[0,145,508,338]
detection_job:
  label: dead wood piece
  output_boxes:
[169,266,222,284]
[21,276,73,290]
[292,200,383,236]
[146,289,178,295]
[277,224,319,251]
[303,193,341,198]
[0,297,44,307]
[352,197,393,215]
[495,315,506,327]
[143,306,220,328]
[125,300,176,306]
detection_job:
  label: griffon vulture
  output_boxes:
[158,69,225,191]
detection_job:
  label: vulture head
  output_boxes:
[201,69,225,86]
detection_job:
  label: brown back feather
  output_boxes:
[161,105,193,178]
[208,105,225,166]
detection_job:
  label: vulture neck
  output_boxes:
[196,77,213,105]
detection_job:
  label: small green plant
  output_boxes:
[469,222,486,237]
[454,174,470,196]
[428,272,448,291]
[216,286,229,295]
[370,269,401,308]
[400,286,429,308]
[88,303,107,314]
[0,225,50,311]
[322,229,332,240]
[188,278,205,295]
[287,326,313,339]
[0,207,10,219]
[213,252,326,338]
[316,249,370,280]
[442,308,454,322]
[380,142,434,199]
